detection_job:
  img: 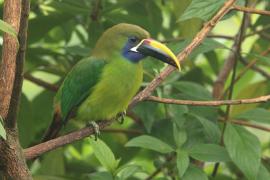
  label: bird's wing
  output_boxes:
[55,57,106,122]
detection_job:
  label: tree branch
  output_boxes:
[0,0,32,179]
[24,73,59,92]
[0,0,20,122]
[233,5,270,16]
[219,119,270,132]
[235,47,270,82]
[239,56,270,79]
[146,95,270,106]
[222,47,270,97]
[212,6,250,99]
[24,120,112,160]
[212,1,250,176]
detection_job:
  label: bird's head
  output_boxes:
[92,23,180,70]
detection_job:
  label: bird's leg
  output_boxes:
[115,110,126,124]
[87,121,100,141]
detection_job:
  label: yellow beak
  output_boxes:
[130,38,181,70]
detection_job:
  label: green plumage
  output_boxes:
[54,23,149,123]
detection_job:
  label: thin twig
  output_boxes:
[233,5,270,16]
[222,47,270,97]
[90,0,102,21]
[212,1,250,176]
[239,56,270,79]
[146,95,270,106]
[244,24,270,38]
[235,48,270,82]
[219,119,270,132]
[24,73,59,92]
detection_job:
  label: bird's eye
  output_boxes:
[129,36,137,43]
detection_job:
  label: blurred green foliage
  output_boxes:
[0,0,270,179]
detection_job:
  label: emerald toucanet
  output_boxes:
[43,23,180,141]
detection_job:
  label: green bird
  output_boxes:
[43,23,180,141]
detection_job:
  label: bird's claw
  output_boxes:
[116,111,126,124]
[87,121,100,141]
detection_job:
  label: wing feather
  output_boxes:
[55,57,106,121]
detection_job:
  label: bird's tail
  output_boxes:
[42,112,63,142]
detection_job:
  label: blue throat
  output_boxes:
[122,42,146,63]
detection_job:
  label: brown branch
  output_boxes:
[130,0,237,108]
[219,119,270,132]
[0,0,20,122]
[212,1,250,176]
[212,12,250,99]
[244,24,270,38]
[24,114,270,161]
[90,0,102,21]
[239,56,270,79]
[24,73,59,92]
[236,47,270,82]
[24,120,112,160]
[24,0,237,160]
[233,5,270,16]
[146,95,270,106]
[0,0,32,179]
[222,47,270,98]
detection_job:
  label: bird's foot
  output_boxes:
[87,121,100,141]
[116,111,126,124]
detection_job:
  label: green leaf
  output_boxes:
[115,164,142,180]
[0,116,6,140]
[133,102,164,132]
[224,124,261,180]
[88,172,114,180]
[244,52,270,66]
[188,144,230,162]
[204,51,219,75]
[191,114,221,143]
[168,38,227,58]
[28,13,72,43]
[37,149,65,176]
[125,135,174,153]
[176,150,190,177]
[50,0,90,15]
[178,0,226,21]
[32,91,55,133]
[0,19,18,41]
[189,38,228,58]
[33,175,72,180]
[231,81,267,116]
[173,123,187,148]
[257,164,270,180]
[17,93,34,147]
[183,165,208,180]
[174,81,212,100]
[235,108,270,124]
[90,138,120,173]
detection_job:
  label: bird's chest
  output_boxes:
[78,60,143,120]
